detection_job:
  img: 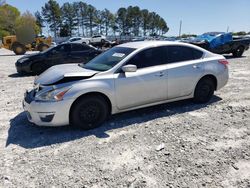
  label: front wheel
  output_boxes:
[70,95,109,130]
[193,78,215,103]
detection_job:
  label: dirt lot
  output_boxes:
[0,48,250,188]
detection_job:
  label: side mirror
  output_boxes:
[122,64,137,73]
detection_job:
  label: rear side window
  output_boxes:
[193,49,204,59]
[167,46,203,63]
[127,47,167,69]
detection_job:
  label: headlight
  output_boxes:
[35,86,71,102]
[18,58,29,63]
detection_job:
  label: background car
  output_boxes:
[66,37,90,44]
[23,41,229,130]
[89,35,106,44]
[16,43,102,75]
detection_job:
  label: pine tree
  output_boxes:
[42,0,61,38]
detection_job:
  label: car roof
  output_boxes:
[118,41,202,50]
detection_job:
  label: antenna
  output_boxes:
[179,20,182,37]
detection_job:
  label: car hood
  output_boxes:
[20,53,41,60]
[35,64,99,86]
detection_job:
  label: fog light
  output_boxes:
[38,113,55,122]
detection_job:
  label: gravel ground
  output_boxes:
[0,48,250,188]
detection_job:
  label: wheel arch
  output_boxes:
[69,92,112,121]
[196,74,218,91]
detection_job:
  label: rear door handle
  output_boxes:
[193,65,201,69]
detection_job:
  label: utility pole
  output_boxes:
[227,26,229,32]
[179,20,182,37]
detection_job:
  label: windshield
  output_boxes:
[40,44,70,54]
[82,47,135,71]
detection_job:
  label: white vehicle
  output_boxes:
[89,35,106,44]
[67,37,89,44]
[23,41,229,130]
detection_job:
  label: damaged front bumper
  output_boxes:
[23,90,74,127]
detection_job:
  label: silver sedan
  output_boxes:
[23,41,229,130]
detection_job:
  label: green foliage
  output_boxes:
[232,31,247,36]
[35,11,44,35]
[85,4,97,36]
[101,9,115,36]
[0,4,20,37]
[42,0,61,38]
[38,2,169,37]
[0,30,10,39]
[116,6,168,36]
[116,8,128,35]
[60,24,70,37]
[181,34,197,38]
[15,11,39,44]
[74,1,88,36]
[61,2,78,37]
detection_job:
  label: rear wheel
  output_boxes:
[232,46,244,57]
[70,95,109,130]
[193,77,215,103]
[37,43,49,52]
[12,42,26,55]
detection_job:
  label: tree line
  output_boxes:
[1,0,250,40]
[36,0,169,38]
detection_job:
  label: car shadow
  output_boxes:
[0,54,20,57]
[224,55,246,60]
[8,73,34,78]
[6,96,222,149]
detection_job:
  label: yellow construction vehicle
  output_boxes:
[1,35,52,55]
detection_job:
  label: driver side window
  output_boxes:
[126,47,167,69]
[51,44,70,54]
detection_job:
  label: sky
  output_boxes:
[6,0,250,36]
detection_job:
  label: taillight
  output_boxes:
[218,59,229,66]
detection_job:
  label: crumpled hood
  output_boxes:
[35,64,98,85]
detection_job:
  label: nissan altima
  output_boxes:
[23,41,229,130]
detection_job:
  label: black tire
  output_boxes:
[31,63,47,75]
[37,43,49,52]
[70,95,109,130]
[12,42,26,55]
[193,77,215,103]
[232,46,244,57]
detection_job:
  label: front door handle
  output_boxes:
[155,72,165,77]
